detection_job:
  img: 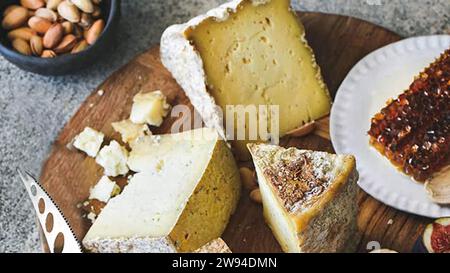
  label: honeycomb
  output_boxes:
[368,48,450,182]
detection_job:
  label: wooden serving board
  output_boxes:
[40,12,431,253]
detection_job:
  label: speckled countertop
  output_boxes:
[0,0,449,253]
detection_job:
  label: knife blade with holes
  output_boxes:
[18,169,83,253]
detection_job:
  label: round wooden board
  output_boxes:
[40,12,431,253]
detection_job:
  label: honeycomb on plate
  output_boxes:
[368,48,450,182]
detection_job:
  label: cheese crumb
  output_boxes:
[130,90,171,126]
[112,119,150,144]
[96,141,129,177]
[97,89,105,96]
[89,176,118,203]
[73,127,105,157]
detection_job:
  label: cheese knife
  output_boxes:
[17,169,83,253]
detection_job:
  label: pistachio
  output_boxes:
[12,38,32,56]
[54,34,77,53]
[3,5,21,17]
[61,21,73,34]
[20,0,45,10]
[57,1,80,23]
[28,16,52,34]
[72,24,84,39]
[30,35,43,56]
[41,49,57,58]
[43,23,64,48]
[91,5,101,18]
[79,13,93,29]
[46,0,63,10]
[71,39,88,53]
[286,121,316,137]
[2,6,30,30]
[239,167,258,191]
[7,27,36,41]
[35,8,58,22]
[250,189,262,204]
[71,0,94,14]
[85,19,104,45]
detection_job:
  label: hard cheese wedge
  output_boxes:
[248,144,358,253]
[161,0,331,160]
[83,128,241,253]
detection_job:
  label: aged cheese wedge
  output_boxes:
[83,128,241,253]
[248,144,358,253]
[161,0,331,160]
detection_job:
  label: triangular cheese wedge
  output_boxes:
[248,144,358,253]
[83,128,241,253]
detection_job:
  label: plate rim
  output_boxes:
[330,34,450,218]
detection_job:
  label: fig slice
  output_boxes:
[423,218,450,253]
[425,166,450,204]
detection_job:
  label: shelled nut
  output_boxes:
[54,34,77,53]
[85,19,104,44]
[43,23,64,48]
[2,6,29,30]
[41,49,57,58]
[7,27,36,41]
[20,0,45,10]
[28,16,52,34]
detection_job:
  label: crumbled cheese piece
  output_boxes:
[73,127,105,157]
[111,119,150,144]
[97,89,104,96]
[130,90,171,126]
[96,141,129,177]
[89,176,118,203]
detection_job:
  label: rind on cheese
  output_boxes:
[83,128,241,253]
[194,238,232,253]
[161,0,331,160]
[248,144,358,253]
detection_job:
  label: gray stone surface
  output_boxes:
[0,0,448,253]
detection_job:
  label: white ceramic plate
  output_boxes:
[331,35,450,218]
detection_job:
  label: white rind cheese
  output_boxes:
[83,128,241,253]
[95,141,129,177]
[73,127,105,157]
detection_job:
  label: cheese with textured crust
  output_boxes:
[83,128,241,253]
[161,0,331,159]
[248,144,358,253]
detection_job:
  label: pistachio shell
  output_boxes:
[57,1,81,23]
[286,122,316,137]
[43,23,64,49]
[46,0,63,10]
[79,13,93,29]
[61,21,74,34]
[30,35,43,56]
[250,189,262,204]
[35,8,58,22]
[12,38,32,56]
[91,5,101,18]
[71,39,89,53]
[28,16,52,34]
[71,0,94,13]
[7,27,37,42]
[3,5,21,17]
[20,0,45,10]
[41,49,57,58]
[54,34,77,53]
[2,6,30,30]
[85,19,104,45]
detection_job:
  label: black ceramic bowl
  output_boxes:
[0,0,120,76]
